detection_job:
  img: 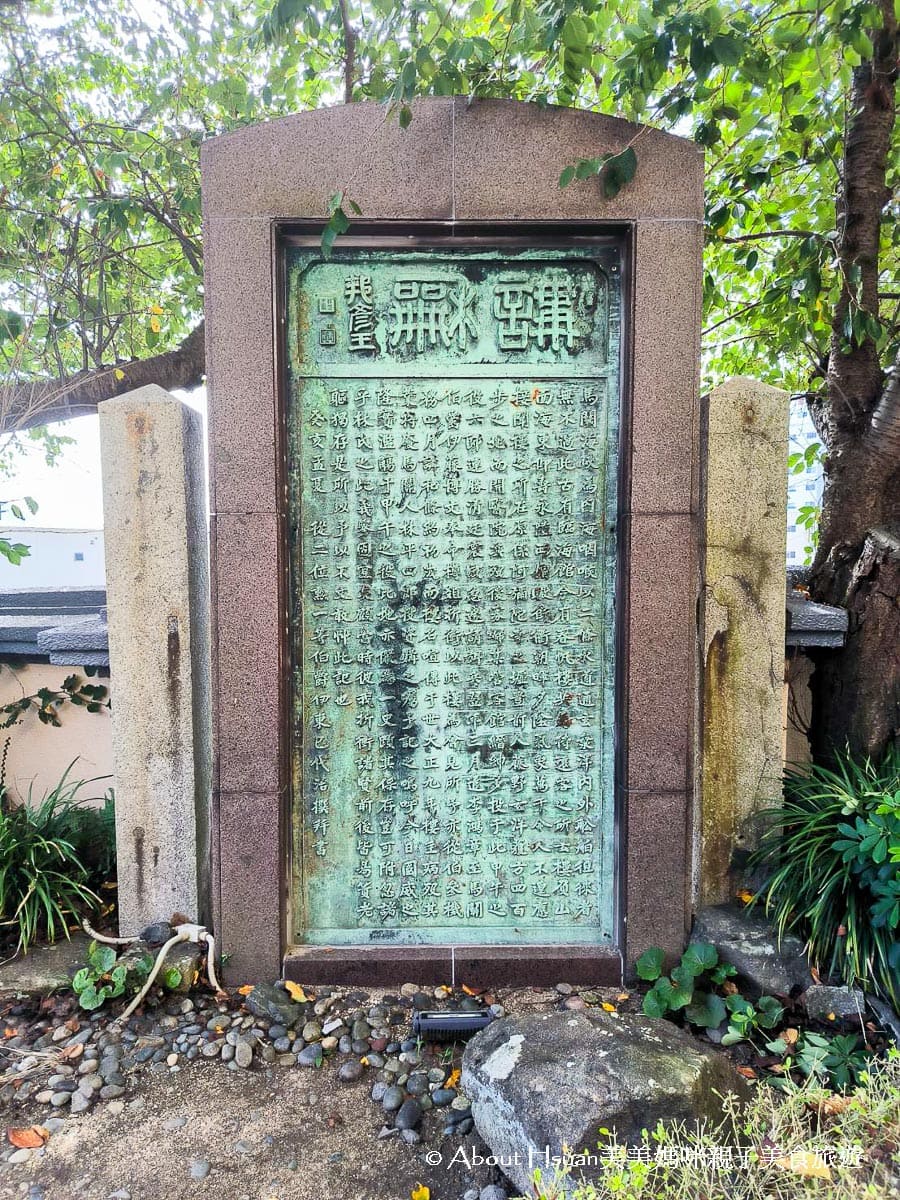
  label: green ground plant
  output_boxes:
[750,747,900,1007]
[0,763,110,954]
[72,939,153,1011]
[526,1050,900,1200]
[636,943,783,1046]
[635,944,875,1091]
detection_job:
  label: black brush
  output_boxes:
[411,1009,493,1042]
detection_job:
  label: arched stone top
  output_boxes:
[201,97,703,223]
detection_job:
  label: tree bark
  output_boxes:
[0,322,206,434]
[810,0,900,759]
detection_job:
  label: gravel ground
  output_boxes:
[0,948,612,1200]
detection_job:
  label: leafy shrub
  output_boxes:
[750,747,900,1007]
[636,943,783,1045]
[65,789,116,890]
[0,765,106,953]
[72,940,153,1011]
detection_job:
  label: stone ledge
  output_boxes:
[283,944,622,988]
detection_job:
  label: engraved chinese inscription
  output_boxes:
[286,244,621,946]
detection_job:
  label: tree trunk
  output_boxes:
[809,0,899,760]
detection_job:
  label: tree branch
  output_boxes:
[720,230,825,244]
[0,322,205,433]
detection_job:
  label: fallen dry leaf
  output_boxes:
[461,985,482,996]
[809,1095,853,1117]
[736,889,754,905]
[446,1068,461,1090]
[722,981,739,996]
[736,1066,758,1080]
[601,1002,617,1013]
[616,993,630,1003]
[8,1126,48,1149]
[3,1028,16,1039]
[59,1043,84,1061]
[411,1186,431,1200]
[826,1012,837,1022]
[237,985,254,996]
[435,985,451,996]
[782,1027,800,1046]
[773,1151,832,1180]
[283,981,313,1003]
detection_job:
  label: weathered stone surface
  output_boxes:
[802,985,865,1025]
[462,1011,746,1197]
[162,944,202,993]
[243,983,310,1028]
[691,903,813,997]
[0,932,91,993]
[702,376,789,903]
[100,385,211,933]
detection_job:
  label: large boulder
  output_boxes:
[691,903,813,997]
[461,1010,746,1197]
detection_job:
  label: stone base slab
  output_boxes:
[283,944,622,988]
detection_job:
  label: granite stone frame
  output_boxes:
[202,98,704,984]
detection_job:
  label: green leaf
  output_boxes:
[89,943,116,973]
[559,165,576,188]
[720,1026,746,1046]
[684,991,727,1029]
[635,946,665,981]
[642,980,671,1018]
[78,985,104,1011]
[681,942,718,977]
[162,966,183,990]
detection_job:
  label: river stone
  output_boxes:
[461,1011,747,1197]
[297,1044,323,1068]
[394,1099,423,1131]
[690,903,813,997]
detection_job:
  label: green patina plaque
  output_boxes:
[285,237,622,946]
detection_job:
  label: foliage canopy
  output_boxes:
[1,0,896,412]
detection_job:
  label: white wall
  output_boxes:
[0,528,105,588]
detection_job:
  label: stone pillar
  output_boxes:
[701,376,788,903]
[99,385,211,933]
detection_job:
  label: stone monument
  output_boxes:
[201,99,704,983]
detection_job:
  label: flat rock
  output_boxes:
[690,903,813,996]
[0,933,92,993]
[462,1010,746,1197]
